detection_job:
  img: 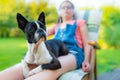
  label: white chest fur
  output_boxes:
[34,41,53,64]
[24,41,53,65]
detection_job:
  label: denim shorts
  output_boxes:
[69,49,84,69]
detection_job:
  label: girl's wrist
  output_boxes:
[84,58,89,62]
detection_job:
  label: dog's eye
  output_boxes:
[27,26,35,33]
[33,25,37,30]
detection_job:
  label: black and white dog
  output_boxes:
[16,12,68,78]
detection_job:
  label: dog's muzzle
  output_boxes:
[34,29,46,43]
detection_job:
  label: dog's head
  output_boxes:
[16,12,46,43]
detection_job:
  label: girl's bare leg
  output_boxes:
[0,63,24,80]
[0,54,76,80]
[25,54,76,80]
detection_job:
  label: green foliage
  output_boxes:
[9,27,25,37]
[100,6,120,49]
[0,0,57,38]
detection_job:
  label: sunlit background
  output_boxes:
[27,0,120,9]
[0,0,120,78]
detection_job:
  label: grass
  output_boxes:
[0,38,27,70]
[0,38,120,75]
[97,49,120,74]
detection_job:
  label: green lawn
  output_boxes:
[0,38,27,70]
[97,49,120,74]
[0,38,120,75]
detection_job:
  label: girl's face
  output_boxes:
[59,2,74,20]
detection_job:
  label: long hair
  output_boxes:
[57,0,76,23]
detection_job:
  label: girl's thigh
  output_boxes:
[25,54,76,80]
[0,63,24,80]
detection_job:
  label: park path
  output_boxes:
[98,68,120,80]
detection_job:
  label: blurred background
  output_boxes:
[0,0,120,76]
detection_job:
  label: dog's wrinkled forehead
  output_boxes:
[25,21,45,32]
[34,21,46,30]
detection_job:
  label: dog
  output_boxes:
[16,12,69,78]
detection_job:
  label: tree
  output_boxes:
[0,0,58,37]
[100,6,120,49]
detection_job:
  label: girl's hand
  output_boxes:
[82,60,91,72]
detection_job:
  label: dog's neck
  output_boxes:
[25,41,52,65]
[34,41,52,64]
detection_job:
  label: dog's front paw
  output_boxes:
[27,65,42,77]
[27,71,35,77]
[27,70,35,77]
[21,60,29,78]
[27,69,38,77]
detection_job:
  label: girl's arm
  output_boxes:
[80,24,91,72]
[46,24,57,36]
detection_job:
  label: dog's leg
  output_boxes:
[27,59,61,77]
[27,53,61,76]
[42,59,61,70]
[27,65,42,76]
[24,44,35,64]
[22,60,30,78]
[42,53,61,70]
[24,51,34,63]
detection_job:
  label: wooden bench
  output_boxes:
[58,10,102,80]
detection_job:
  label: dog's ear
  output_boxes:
[16,13,28,32]
[38,12,46,25]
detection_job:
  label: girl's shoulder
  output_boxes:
[51,23,59,29]
[76,19,86,24]
[76,19,86,27]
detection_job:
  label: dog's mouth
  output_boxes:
[33,37,45,53]
[36,37,45,46]
[34,29,47,43]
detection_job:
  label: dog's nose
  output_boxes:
[34,30,46,41]
[33,39,37,43]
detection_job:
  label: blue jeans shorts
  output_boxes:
[69,50,84,69]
